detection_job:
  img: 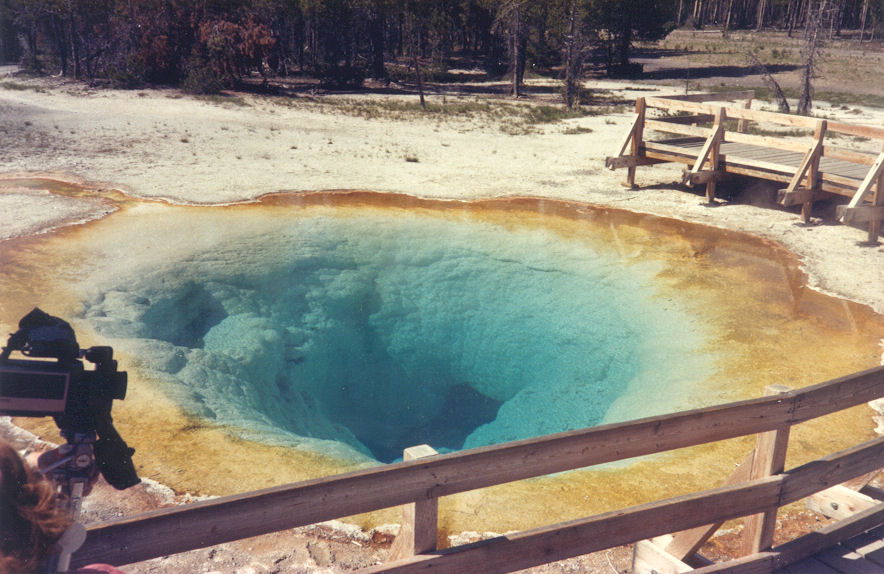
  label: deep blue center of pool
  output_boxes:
[84,212,709,463]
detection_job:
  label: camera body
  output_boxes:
[0,308,139,490]
[0,347,126,424]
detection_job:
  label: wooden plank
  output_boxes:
[358,478,786,574]
[843,529,884,566]
[819,157,871,180]
[823,172,866,189]
[666,450,756,560]
[807,485,879,520]
[646,119,712,138]
[685,169,727,185]
[605,155,665,169]
[777,557,840,574]
[691,112,724,174]
[634,538,695,574]
[645,142,705,159]
[701,108,725,202]
[627,98,646,187]
[785,140,823,195]
[779,188,814,207]
[724,166,793,183]
[814,545,883,574]
[781,438,884,506]
[827,120,884,142]
[743,386,793,555]
[645,97,725,117]
[727,155,802,175]
[615,108,643,157]
[845,152,884,211]
[723,131,813,154]
[691,503,884,574]
[646,98,817,130]
[648,113,715,125]
[801,121,827,221]
[870,160,884,242]
[713,106,818,130]
[824,147,878,166]
[718,144,805,164]
[837,206,884,223]
[646,150,702,167]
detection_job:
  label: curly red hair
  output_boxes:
[0,439,71,574]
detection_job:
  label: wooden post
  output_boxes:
[626,97,646,189]
[802,120,826,223]
[737,96,752,133]
[387,445,439,561]
[705,107,725,204]
[869,144,884,243]
[741,384,792,556]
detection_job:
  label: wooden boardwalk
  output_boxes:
[69,367,884,574]
[776,524,884,574]
[605,91,884,242]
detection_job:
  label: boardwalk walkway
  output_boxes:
[605,91,884,243]
[776,524,884,574]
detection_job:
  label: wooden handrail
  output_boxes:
[361,438,884,574]
[71,366,884,569]
[644,95,884,143]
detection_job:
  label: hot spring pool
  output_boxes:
[3,186,882,532]
[77,203,710,463]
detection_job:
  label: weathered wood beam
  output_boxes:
[842,151,884,216]
[605,155,662,170]
[870,155,884,242]
[361,477,787,574]
[824,147,878,166]
[634,536,695,574]
[742,385,792,555]
[807,485,879,520]
[626,98,647,188]
[836,205,884,223]
[388,445,440,561]
[644,98,819,129]
[649,113,715,125]
[361,439,884,574]
[684,168,726,186]
[827,120,884,141]
[665,450,756,560]
[696,108,725,202]
[778,188,814,207]
[723,131,812,154]
[646,119,712,138]
[689,503,884,574]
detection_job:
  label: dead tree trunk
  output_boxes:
[563,0,583,109]
[798,0,827,115]
[748,51,790,113]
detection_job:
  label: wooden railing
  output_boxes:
[71,366,884,573]
[606,92,884,242]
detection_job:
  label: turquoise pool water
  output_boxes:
[82,210,712,463]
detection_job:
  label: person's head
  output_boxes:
[0,439,71,574]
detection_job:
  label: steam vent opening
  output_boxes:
[69,196,714,465]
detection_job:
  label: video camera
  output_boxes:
[0,308,140,491]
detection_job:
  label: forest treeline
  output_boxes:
[0,0,880,96]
